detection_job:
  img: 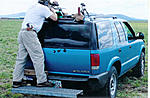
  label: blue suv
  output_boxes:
[25,17,145,98]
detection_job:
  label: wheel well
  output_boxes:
[112,61,121,75]
[142,48,145,54]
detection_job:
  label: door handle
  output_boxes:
[119,48,121,53]
[129,45,131,48]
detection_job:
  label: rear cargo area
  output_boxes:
[25,21,92,76]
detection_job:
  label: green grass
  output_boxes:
[0,19,148,97]
[0,19,23,98]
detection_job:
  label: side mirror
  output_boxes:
[136,32,144,39]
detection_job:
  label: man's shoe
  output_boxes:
[12,81,22,88]
[36,81,55,87]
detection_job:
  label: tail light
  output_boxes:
[91,54,100,70]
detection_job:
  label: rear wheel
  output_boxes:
[132,52,145,78]
[101,66,118,98]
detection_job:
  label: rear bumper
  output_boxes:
[47,72,109,88]
[88,72,109,89]
[24,69,109,89]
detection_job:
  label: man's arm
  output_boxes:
[49,7,58,21]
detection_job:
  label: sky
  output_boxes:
[0,0,148,19]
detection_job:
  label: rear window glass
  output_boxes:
[43,24,90,49]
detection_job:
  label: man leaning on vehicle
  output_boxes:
[12,0,58,88]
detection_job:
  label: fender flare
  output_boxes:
[138,45,145,60]
[140,45,145,54]
[106,56,121,72]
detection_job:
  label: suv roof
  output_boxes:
[56,16,128,25]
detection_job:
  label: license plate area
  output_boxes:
[49,80,62,88]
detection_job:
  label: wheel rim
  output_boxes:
[141,55,145,75]
[109,73,117,96]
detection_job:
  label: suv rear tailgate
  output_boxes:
[43,48,91,75]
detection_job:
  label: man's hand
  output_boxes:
[73,13,84,21]
[49,7,58,21]
[50,7,55,13]
[47,0,58,21]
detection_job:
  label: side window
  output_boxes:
[96,22,113,49]
[122,22,134,40]
[114,22,126,43]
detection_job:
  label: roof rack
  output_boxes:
[86,15,118,21]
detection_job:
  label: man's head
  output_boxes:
[38,0,59,7]
[38,0,50,6]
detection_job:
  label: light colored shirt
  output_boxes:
[22,3,53,33]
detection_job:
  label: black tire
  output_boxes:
[101,66,118,98]
[132,52,145,78]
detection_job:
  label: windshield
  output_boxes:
[42,23,90,49]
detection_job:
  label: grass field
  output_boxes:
[0,19,148,98]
